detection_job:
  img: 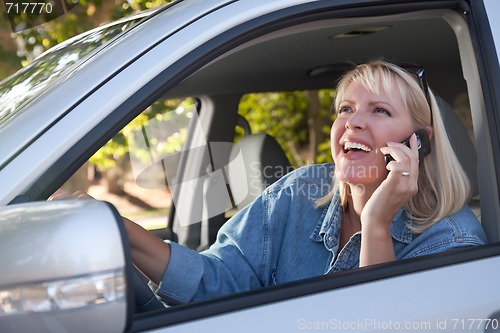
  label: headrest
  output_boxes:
[227,132,291,210]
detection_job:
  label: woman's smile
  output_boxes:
[341,138,374,160]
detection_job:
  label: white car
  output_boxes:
[0,0,499,332]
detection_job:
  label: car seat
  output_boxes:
[227,117,292,210]
[196,116,292,251]
[437,96,479,210]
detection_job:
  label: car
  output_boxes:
[0,0,499,332]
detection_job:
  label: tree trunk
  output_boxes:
[306,91,321,164]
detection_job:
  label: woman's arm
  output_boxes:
[50,190,171,284]
[359,134,419,267]
[123,217,171,285]
[359,218,396,266]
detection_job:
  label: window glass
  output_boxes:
[0,18,144,129]
[61,98,196,230]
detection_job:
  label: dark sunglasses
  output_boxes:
[398,63,434,126]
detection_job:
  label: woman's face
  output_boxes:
[331,81,415,187]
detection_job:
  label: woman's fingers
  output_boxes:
[379,135,419,196]
[380,134,419,174]
[48,190,94,201]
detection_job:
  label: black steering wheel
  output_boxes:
[133,265,165,313]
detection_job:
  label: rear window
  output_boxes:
[0,17,144,128]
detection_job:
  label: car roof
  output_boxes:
[167,9,463,101]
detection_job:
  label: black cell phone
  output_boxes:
[384,128,431,165]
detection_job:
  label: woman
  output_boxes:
[52,60,487,304]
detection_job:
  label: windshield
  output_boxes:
[0,17,145,128]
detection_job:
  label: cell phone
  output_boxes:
[384,128,431,165]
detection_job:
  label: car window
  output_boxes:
[0,17,145,129]
[62,3,486,288]
[61,90,334,233]
[61,98,196,231]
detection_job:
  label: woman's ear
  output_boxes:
[426,126,433,141]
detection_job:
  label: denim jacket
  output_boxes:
[158,163,487,304]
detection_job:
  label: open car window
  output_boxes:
[62,98,196,236]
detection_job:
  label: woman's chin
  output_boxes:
[335,163,383,183]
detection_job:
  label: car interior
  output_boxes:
[158,8,495,247]
[61,5,498,302]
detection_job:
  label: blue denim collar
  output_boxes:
[310,191,413,246]
[390,208,413,244]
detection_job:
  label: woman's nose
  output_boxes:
[345,110,366,130]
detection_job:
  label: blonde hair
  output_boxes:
[319,60,471,233]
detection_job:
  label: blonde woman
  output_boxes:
[51,60,487,304]
[320,60,485,266]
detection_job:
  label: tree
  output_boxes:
[238,90,334,167]
[0,18,20,78]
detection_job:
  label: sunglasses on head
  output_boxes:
[397,62,434,126]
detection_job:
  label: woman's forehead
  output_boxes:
[341,76,402,102]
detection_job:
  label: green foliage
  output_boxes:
[110,0,170,19]
[0,46,21,79]
[238,90,335,167]
[2,0,174,70]
[90,98,193,170]
[238,92,307,162]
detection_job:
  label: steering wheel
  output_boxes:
[132,265,165,313]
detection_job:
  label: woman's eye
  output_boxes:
[338,106,352,114]
[375,107,391,116]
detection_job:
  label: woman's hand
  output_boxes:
[365,133,420,222]
[48,189,94,201]
[359,133,420,266]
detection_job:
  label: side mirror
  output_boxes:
[0,200,132,333]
